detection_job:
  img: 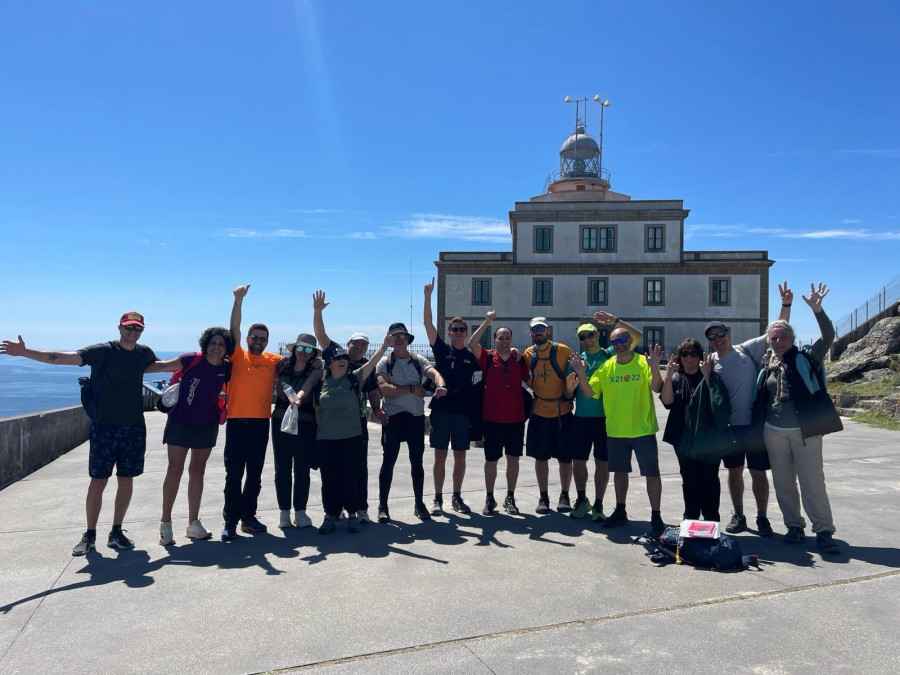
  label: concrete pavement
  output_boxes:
[0,400,898,674]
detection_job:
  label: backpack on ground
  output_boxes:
[636,524,759,570]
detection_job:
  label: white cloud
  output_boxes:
[838,149,900,158]
[842,219,863,224]
[223,228,309,239]
[778,229,900,240]
[386,213,510,243]
[344,232,377,240]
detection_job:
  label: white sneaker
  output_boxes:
[159,521,174,546]
[278,510,293,529]
[357,509,372,524]
[294,510,313,528]
[186,519,211,540]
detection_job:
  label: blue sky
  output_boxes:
[1,1,897,351]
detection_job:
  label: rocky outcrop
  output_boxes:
[828,317,900,383]
[874,395,900,421]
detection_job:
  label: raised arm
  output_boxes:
[467,310,495,360]
[659,353,678,406]
[803,282,835,362]
[423,277,438,346]
[566,354,596,399]
[593,311,642,344]
[231,284,250,345]
[360,334,393,382]
[312,290,333,352]
[647,345,664,394]
[0,335,82,366]
[777,281,793,323]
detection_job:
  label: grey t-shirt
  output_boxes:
[711,335,766,426]
[316,367,364,441]
[376,352,431,417]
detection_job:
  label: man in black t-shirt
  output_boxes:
[1,311,159,556]
[424,278,479,515]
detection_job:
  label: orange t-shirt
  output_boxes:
[225,345,282,419]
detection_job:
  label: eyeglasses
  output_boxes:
[578,332,597,340]
[680,351,701,358]
[449,327,468,334]
[530,325,547,334]
[706,329,728,341]
[610,336,629,346]
[769,335,792,343]
[295,346,315,354]
[121,325,143,333]
[248,335,268,343]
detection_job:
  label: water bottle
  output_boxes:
[282,383,299,405]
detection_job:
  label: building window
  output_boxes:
[644,327,665,353]
[533,278,552,305]
[644,278,664,305]
[534,226,553,253]
[645,224,665,251]
[711,278,730,305]
[596,329,609,348]
[581,226,598,251]
[587,277,608,305]
[599,226,616,250]
[472,279,491,305]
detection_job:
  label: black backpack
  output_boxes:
[78,342,112,421]
[469,351,533,442]
[639,527,758,570]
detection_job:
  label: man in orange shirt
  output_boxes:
[221,284,284,541]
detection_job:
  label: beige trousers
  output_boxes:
[763,427,835,534]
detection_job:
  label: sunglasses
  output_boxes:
[706,329,728,341]
[530,325,547,334]
[769,335,792,343]
[248,335,268,343]
[578,332,597,340]
[121,325,143,333]
[610,336,629,346]
[680,350,701,358]
[295,346,315,354]
[449,326,468,334]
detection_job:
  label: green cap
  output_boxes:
[576,324,598,336]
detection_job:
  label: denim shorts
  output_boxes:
[89,423,147,479]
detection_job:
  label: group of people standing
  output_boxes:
[0,280,843,557]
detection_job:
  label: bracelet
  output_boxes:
[612,317,620,325]
[782,303,792,307]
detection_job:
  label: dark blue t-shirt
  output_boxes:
[428,336,478,416]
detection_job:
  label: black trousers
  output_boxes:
[223,419,270,525]
[676,448,721,521]
[271,417,318,511]
[357,415,369,510]
[378,412,425,506]
[319,436,363,517]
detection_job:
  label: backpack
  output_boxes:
[639,526,758,570]
[78,342,112,421]
[386,352,435,393]
[468,350,533,441]
[156,353,233,415]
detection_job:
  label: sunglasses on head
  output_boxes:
[706,329,728,341]
[680,350,701,358]
[530,325,547,334]
[578,331,597,340]
[610,336,629,346]
[121,325,143,333]
[295,346,315,354]
[449,326,468,334]
[248,335,268,343]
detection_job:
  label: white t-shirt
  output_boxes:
[710,335,767,426]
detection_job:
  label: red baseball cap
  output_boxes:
[119,311,145,328]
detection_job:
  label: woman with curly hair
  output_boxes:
[145,326,235,545]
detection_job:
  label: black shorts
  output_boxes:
[722,424,770,471]
[163,418,219,449]
[483,421,525,462]
[89,423,147,479]
[429,409,470,451]
[572,416,608,462]
[525,413,574,463]
[607,435,660,477]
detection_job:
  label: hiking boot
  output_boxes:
[725,512,747,533]
[556,492,572,513]
[347,514,360,534]
[357,509,371,524]
[590,505,606,522]
[318,516,336,535]
[377,505,391,523]
[756,515,774,537]
[651,512,666,537]
[240,517,267,533]
[569,496,591,519]
[503,495,520,516]
[414,502,432,521]
[278,510,293,529]
[816,530,839,554]
[430,500,444,517]
[451,496,471,514]
[482,495,498,516]
[603,506,628,528]
[783,526,805,544]
[294,510,313,528]
[535,496,551,514]
[159,521,175,546]
[72,532,95,557]
[221,524,238,541]
[107,529,135,550]
[186,520,212,540]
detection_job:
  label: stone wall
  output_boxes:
[0,406,90,489]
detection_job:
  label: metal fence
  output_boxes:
[833,275,900,337]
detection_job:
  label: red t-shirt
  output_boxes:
[477,350,531,423]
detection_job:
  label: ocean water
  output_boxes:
[0,351,181,420]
